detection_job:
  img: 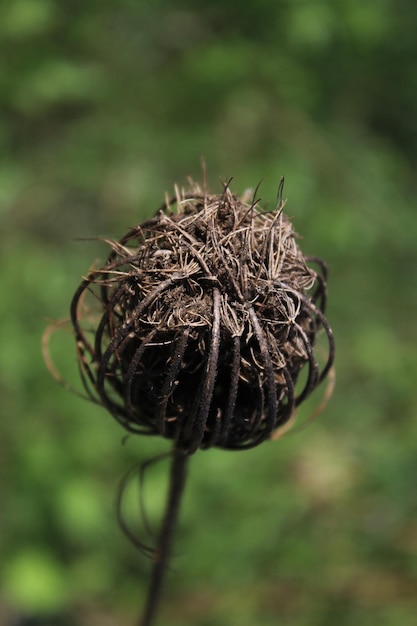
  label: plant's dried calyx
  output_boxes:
[71,180,335,453]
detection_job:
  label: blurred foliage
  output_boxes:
[1,0,417,624]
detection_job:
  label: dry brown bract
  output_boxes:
[71,180,334,453]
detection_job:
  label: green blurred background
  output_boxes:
[1,0,416,624]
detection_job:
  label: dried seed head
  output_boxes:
[71,180,334,453]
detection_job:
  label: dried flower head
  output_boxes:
[71,180,334,454]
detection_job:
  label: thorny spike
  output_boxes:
[276,176,285,211]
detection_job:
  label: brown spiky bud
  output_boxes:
[71,180,334,454]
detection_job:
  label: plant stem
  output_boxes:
[138,447,189,626]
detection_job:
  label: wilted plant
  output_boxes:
[51,178,334,626]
